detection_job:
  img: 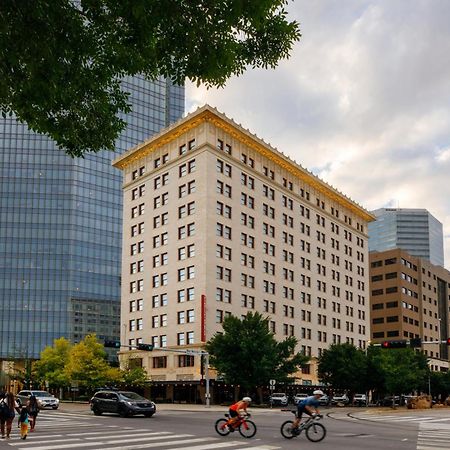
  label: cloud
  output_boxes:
[187,0,450,269]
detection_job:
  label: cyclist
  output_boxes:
[292,390,323,431]
[227,397,251,430]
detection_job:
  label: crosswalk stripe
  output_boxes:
[89,433,192,444]
[235,446,280,450]
[66,429,153,436]
[417,447,450,450]
[164,442,241,450]
[14,435,199,450]
[83,437,219,450]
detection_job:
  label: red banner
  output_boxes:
[201,294,206,342]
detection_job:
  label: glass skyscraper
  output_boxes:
[368,208,444,267]
[0,76,184,359]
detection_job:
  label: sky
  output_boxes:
[186,0,450,269]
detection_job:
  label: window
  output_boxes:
[241,193,254,209]
[241,172,255,189]
[216,159,232,177]
[178,355,195,367]
[152,356,167,368]
[216,223,232,239]
[179,159,196,177]
[216,244,232,260]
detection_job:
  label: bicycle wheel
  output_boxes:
[280,420,296,439]
[238,419,257,438]
[215,418,230,436]
[306,422,326,442]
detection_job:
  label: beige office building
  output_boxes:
[370,248,450,371]
[113,105,374,399]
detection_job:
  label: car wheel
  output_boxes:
[92,406,103,416]
[119,408,130,418]
[144,413,154,418]
[52,406,58,410]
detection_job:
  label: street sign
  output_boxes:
[269,379,276,386]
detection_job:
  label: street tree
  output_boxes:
[0,1,300,157]
[378,348,429,396]
[318,343,368,394]
[205,312,308,399]
[64,334,121,389]
[120,366,148,388]
[33,337,72,389]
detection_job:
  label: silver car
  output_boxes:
[16,390,60,409]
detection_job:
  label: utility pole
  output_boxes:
[204,352,210,408]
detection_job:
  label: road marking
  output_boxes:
[417,421,450,450]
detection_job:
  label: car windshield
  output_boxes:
[119,392,146,401]
[31,391,52,398]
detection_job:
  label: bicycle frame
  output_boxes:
[227,414,250,431]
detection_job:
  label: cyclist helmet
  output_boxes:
[242,397,252,403]
[313,390,324,396]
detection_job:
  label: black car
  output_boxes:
[90,390,156,417]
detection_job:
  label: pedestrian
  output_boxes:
[26,395,39,431]
[18,406,29,440]
[0,392,19,439]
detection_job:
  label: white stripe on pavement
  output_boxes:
[84,432,171,440]
[164,442,241,450]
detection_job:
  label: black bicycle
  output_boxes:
[280,411,326,442]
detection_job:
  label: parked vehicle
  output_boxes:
[379,396,400,406]
[16,390,59,409]
[269,393,289,406]
[90,390,156,417]
[353,394,367,406]
[293,393,309,404]
[318,394,331,406]
[331,393,349,405]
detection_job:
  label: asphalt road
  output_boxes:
[0,403,449,450]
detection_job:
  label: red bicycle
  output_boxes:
[215,413,257,438]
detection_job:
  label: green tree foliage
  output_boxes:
[64,334,120,388]
[318,343,368,394]
[374,347,429,395]
[205,312,308,391]
[319,343,430,397]
[0,1,300,157]
[120,366,148,388]
[33,337,72,388]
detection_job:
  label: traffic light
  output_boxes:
[104,340,121,348]
[136,343,154,351]
[409,338,422,348]
[381,340,408,349]
[446,338,450,345]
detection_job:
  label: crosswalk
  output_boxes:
[3,411,281,450]
[417,422,450,450]
[349,411,450,424]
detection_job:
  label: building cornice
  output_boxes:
[113,106,375,222]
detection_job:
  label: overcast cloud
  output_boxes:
[187,0,450,269]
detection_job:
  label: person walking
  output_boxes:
[26,395,39,432]
[18,406,29,440]
[0,392,19,439]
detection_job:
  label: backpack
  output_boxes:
[0,400,9,419]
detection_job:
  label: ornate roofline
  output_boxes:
[113,105,375,222]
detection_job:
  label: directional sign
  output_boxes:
[269,379,276,386]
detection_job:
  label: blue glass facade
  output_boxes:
[368,208,444,267]
[0,76,184,359]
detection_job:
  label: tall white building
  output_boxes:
[113,106,374,400]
